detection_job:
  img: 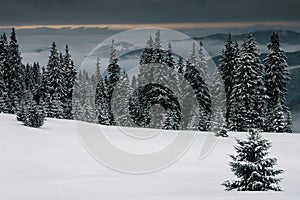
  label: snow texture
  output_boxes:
[0,114,299,199]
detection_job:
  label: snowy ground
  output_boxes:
[0,113,299,200]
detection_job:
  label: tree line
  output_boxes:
[0,28,292,132]
[0,28,77,127]
[93,30,292,133]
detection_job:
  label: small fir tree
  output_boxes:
[223,129,283,191]
[24,100,44,128]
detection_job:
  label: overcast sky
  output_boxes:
[0,0,299,26]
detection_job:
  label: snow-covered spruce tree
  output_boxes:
[106,39,121,125]
[7,28,24,114]
[44,42,66,118]
[0,70,6,113]
[140,36,154,64]
[73,70,94,122]
[95,71,110,125]
[36,66,48,105]
[23,92,44,128]
[16,98,27,122]
[185,43,211,131]
[138,36,154,86]
[62,45,77,119]
[219,34,236,127]
[0,33,9,113]
[139,31,169,129]
[111,72,133,127]
[223,129,283,191]
[219,34,235,95]
[32,62,42,88]
[23,62,42,104]
[176,56,191,129]
[164,42,178,94]
[264,32,292,133]
[165,42,175,69]
[150,32,165,129]
[24,63,33,91]
[129,83,180,130]
[197,42,208,81]
[184,58,211,131]
[210,68,227,135]
[152,30,164,65]
[47,92,64,119]
[226,42,241,131]
[229,33,266,131]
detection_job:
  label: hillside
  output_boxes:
[0,114,299,200]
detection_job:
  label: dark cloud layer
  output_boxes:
[0,0,299,26]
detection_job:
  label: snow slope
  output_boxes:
[0,113,299,200]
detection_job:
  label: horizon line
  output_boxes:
[0,21,300,30]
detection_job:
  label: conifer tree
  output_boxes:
[0,34,7,113]
[106,39,121,125]
[219,34,235,95]
[140,36,154,65]
[229,33,266,131]
[7,28,24,113]
[197,42,208,80]
[95,74,110,125]
[47,92,64,119]
[210,68,226,134]
[16,98,27,122]
[111,72,133,127]
[226,42,241,130]
[29,62,42,104]
[23,91,44,128]
[0,72,5,113]
[219,34,236,126]
[164,42,178,95]
[63,45,77,119]
[0,33,9,113]
[44,42,66,118]
[264,32,292,132]
[73,70,95,122]
[24,63,33,91]
[153,30,163,64]
[223,129,283,191]
[176,56,191,130]
[165,42,175,69]
[185,54,211,131]
[36,66,47,105]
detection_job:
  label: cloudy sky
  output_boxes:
[0,0,299,28]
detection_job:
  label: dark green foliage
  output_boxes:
[106,39,121,125]
[16,99,27,122]
[223,129,283,191]
[218,34,237,128]
[16,91,44,128]
[95,76,110,125]
[24,101,44,128]
[264,32,292,132]
[129,83,181,130]
[184,60,211,131]
[4,28,24,114]
[229,33,266,131]
[62,45,77,119]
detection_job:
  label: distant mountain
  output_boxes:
[194,30,300,45]
[92,41,136,58]
[210,50,300,67]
